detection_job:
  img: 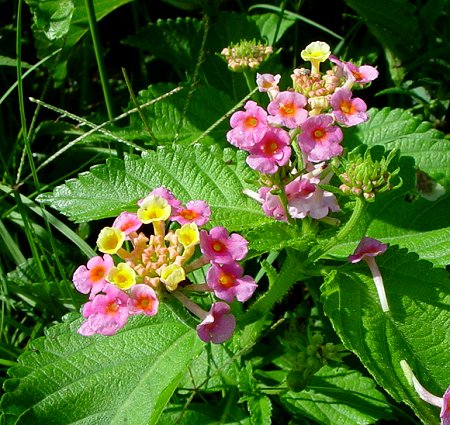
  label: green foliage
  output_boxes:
[37,145,269,231]
[281,365,393,424]
[1,305,203,425]
[321,247,450,425]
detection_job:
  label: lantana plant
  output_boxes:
[72,187,257,343]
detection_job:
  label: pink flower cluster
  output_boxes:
[227,41,378,223]
[72,187,256,344]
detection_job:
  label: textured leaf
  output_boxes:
[0,304,203,424]
[321,247,450,425]
[281,365,392,425]
[37,145,269,231]
[131,83,234,145]
[26,0,133,81]
[344,107,450,188]
[247,394,272,425]
[344,0,422,60]
[327,159,450,268]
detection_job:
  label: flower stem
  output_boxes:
[365,257,390,312]
[304,197,367,266]
[171,290,207,320]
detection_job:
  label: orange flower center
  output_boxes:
[244,116,258,128]
[280,103,295,116]
[219,273,235,288]
[213,242,224,252]
[90,265,106,282]
[136,297,153,311]
[341,101,354,114]
[262,140,278,154]
[313,129,325,139]
[106,301,119,314]
[180,209,199,220]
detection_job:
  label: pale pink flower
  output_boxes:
[113,212,142,235]
[171,200,211,226]
[127,284,159,316]
[258,186,287,221]
[207,262,257,302]
[227,100,268,150]
[267,91,308,129]
[78,284,129,336]
[329,55,378,88]
[72,254,114,298]
[246,127,291,174]
[200,227,248,264]
[256,73,281,100]
[196,302,236,344]
[298,114,343,162]
[330,88,368,126]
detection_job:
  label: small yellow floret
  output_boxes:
[160,264,186,291]
[137,195,171,224]
[106,262,136,290]
[97,227,125,254]
[175,223,199,248]
[301,41,331,63]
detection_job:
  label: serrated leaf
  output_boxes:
[37,145,270,231]
[344,107,450,188]
[247,394,272,425]
[26,0,133,81]
[327,159,450,268]
[132,83,234,145]
[0,304,203,424]
[281,365,392,425]
[321,247,450,425]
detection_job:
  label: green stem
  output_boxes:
[243,68,256,93]
[304,197,367,266]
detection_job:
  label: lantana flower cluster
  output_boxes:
[227,41,379,222]
[72,187,257,344]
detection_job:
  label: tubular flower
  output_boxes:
[349,237,390,312]
[401,360,450,425]
[267,91,308,129]
[73,187,256,342]
[330,88,368,126]
[300,41,331,75]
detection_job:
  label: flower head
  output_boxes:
[112,212,142,235]
[246,127,292,174]
[298,114,344,162]
[78,284,130,336]
[73,254,114,298]
[221,39,273,71]
[127,284,159,316]
[207,262,258,302]
[97,227,125,254]
[301,41,331,75]
[348,237,388,263]
[227,100,269,150]
[171,200,211,226]
[137,194,171,224]
[175,222,200,248]
[267,91,308,129]
[106,262,137,290]
[330,88,368,126]
[200,227,248,264]
[196,302,236,344]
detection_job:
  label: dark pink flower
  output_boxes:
[196,302,236,344]
[298,114,344,162]
[348,237,388,263]
[78,284,130,336]
[330,88,368,126]
[246,127,292,174]
[267,91,308,128]
[207,262,257,302]
[171,200,211,226]
[227,100,268,150]
[72,254,114,298]
[127,284,159,316]
[442,386,450,425]
[200,227,248,264]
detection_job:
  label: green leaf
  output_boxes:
[344,107,450,188]
[25,0,133,81]
[1,305,203,425]
[247,394,272,425]
[251,13,296,45]
[327,160,450,268]
[37,145,269,231]
[343,0,422,61]
[131,83,234,145]
[281,365,392,425]
[321,247,450,425]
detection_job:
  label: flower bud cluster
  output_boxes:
[221,39,273,71]
[226,41,379,223]
[338,148,402,201]
[72,187,257,343]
